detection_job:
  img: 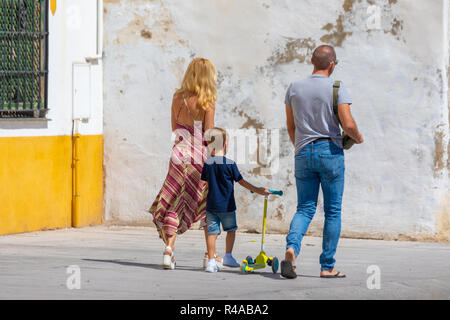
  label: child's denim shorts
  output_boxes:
[206,211,238,235]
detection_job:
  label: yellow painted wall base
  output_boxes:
[0,135,103,236]
[0,136,72,235]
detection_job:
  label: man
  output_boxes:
[281,45,364,279]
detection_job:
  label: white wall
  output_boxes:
[103,0,449,240]
[0,0,103,137]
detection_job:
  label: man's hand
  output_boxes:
[355,133,364,144]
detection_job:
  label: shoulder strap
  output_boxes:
[333,80,342,125]
[332,80,355,150]
[183,94,196,123]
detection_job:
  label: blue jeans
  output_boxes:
[286,140,345,271]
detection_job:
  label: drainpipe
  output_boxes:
[72,119,81,227]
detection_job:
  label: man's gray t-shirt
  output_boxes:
[285,74,352,154]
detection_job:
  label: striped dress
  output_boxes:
[149,120,208,242]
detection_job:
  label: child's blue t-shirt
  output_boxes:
[201,156,243,213]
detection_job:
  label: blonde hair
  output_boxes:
[177,58,217,111]
[205,127,228,155]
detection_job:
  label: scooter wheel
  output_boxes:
[271,257,279,273]
[246,256,254,265]
[241,263,248,273]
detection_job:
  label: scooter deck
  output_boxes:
[241,251,272,272]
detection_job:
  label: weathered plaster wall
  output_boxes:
[103,0,450,241]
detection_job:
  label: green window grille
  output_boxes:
[0,0,48,118]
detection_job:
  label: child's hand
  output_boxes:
[256,188,271,196]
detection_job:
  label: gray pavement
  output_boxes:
[0,226,449,299]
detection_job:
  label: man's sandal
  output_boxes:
[280,260,297,279]
[163,246,176,270]
[320,270,346,278]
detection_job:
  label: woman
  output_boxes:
[149,58,218,269]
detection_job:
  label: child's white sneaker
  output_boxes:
[223,254,240,268]
[205,259,219,273]
[203,253,223,269]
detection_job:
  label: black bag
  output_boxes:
[333,80,355,150]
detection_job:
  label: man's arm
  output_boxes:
[285,105,296,146]
[337,104,364,144]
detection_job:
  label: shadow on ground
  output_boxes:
[82,258,319,280]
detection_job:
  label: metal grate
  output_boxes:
[0,0,48,118]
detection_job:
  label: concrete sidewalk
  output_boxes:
[0,226,449,299]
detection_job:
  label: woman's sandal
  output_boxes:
[320,270,346,278]
[280,260,297,279]
[163,246,176,270]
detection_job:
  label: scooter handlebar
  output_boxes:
[268,189,283,196]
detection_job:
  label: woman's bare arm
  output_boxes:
[204,103,215,132]
[171,96,178,132]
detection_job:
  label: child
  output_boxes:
[201,127,270,273]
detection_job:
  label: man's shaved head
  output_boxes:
[311,45,337,71]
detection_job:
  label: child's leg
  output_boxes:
[203,225,218,255]
[223,230,240,267]
[220,211,238,266]
[203,225,223,265]
[225,231,236,255]
[206,234,219,259]
[205,212,221,260]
